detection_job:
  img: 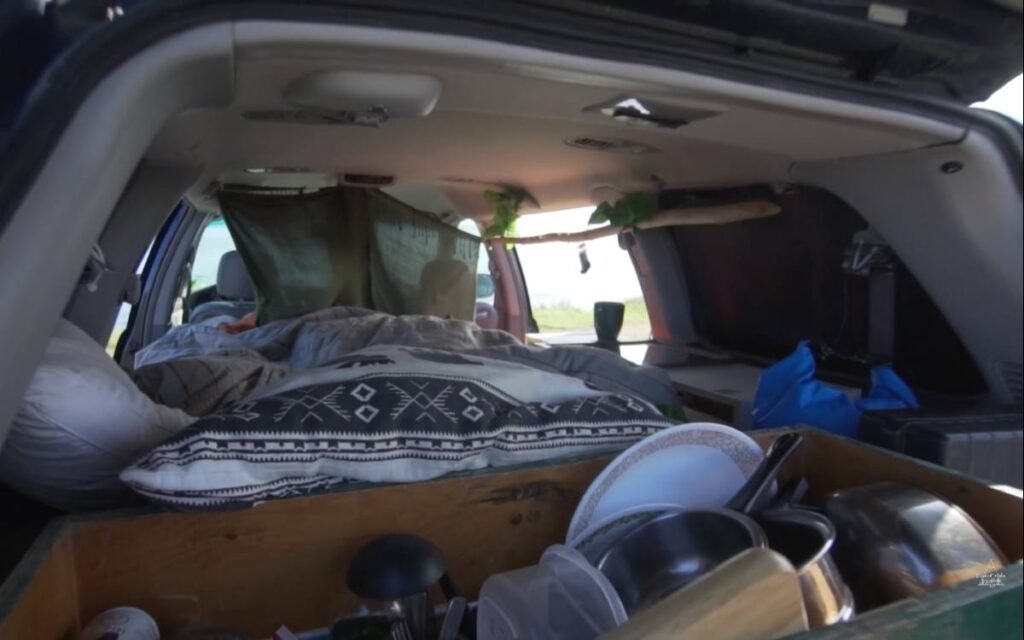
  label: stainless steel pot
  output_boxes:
[595,508,767,615]
[823,482,1007,609]
[593,433,801,616]
[757,507,854,628]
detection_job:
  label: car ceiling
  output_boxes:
[144,33,964,219]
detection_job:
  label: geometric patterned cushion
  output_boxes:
[122,358,675,509]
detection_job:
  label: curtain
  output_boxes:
[219,187,478,324]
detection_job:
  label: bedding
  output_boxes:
[0,320,195,511]
[133,306,677,416]
[121,345,676,509]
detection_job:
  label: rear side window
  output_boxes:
[171,218,237,326]
[515,207,651,343]
[191,218,236,291]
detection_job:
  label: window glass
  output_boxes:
[170,217,237,326]
[457,218,495,306]
[515,207,650,343]
[191,218,236,290]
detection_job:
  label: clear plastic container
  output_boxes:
[76,607,160,640]
[477,544,627,640]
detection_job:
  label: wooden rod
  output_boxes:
[489,201,780,245]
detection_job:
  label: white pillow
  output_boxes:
[0,319,195,511]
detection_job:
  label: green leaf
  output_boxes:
[482,185,537,238]
[589,202,613,225]
[598,192,658,229]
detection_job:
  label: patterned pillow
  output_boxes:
[120,346,676,509]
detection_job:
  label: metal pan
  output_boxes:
[823,482,1007,609]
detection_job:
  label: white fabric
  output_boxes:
[0,320,196,511]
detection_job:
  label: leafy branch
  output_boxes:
[589,192,657,229]
[483,186,539,238]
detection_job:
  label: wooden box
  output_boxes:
[1,429,1021,639]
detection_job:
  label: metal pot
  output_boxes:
[595,508,767,615]
[823,482,1008,609]
[756,507,855,628]
[593,433,801,616]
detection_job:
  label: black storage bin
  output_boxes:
[860,407,1023,488]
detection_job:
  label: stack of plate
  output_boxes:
[567,423,765,564]
[476,423,766,639]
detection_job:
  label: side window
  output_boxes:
[514,207,651,344]
[171,217,236,325]
[191,218,236,290]
[457,218,496,307]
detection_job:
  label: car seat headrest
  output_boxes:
[216,251,254,301]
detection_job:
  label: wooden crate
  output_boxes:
[0,429,1020,639]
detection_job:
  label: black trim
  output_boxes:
[0,0,1021,237]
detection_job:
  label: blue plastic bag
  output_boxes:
[752,341,918,438]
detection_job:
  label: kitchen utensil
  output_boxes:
[601,548,808,640]
[595,508,767,615]
[77,607,160,640]
[725,432,803,514]
[329,614,394,640]
[770,475,809,508]
[477,544,627,640]
[756,506,854,628]
[573,505,683,564]
[346,534,446,640]
[390,619,412,640]
[823,482,1008,608]
[347,534,446,601]
[438,597,466,640]
[567,423,764,544]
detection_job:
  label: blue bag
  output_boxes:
[752,341,918,438]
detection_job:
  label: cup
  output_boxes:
[594,301,625,344]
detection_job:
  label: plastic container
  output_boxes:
[77,606,160,640]
[477,544,627,640]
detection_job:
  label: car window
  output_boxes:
[514,207,651,344]
[191,218,236,291]
[457,218,496,305]
[169,218,237,326]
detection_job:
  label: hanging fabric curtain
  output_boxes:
[219,187,371,324]
[368,190,479,321]
[218,186,479,324]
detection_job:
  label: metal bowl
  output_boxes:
[595,509,767,615]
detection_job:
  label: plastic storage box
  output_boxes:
[860,407,1023,488]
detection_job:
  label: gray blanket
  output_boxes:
[133,307,677,416]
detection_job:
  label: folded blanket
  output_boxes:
[121,345,676,509]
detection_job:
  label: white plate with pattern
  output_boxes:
[565,422,764,546]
